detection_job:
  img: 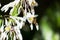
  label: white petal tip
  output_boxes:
[30,24,33,30]
[36,24,39,31]
[1,8,4,12]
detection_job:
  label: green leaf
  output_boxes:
[56,12,60,27]
[52,33,59,40]
[40,16,53,40]
[0,19,3,27]
[11,3,21,16]
[11,5,18,16]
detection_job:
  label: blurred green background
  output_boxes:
[0,0,60,40]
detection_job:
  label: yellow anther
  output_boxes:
[29,17,34,22]
[20,6,22,8]
[31,1,36,6]
[5,26,11,31]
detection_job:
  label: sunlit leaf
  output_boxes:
[56,12,60,27]
[11,3,20,16]
[11,5,18,16]
[40,16,53,40]
[52,33,59,40]
[0,19,3,27]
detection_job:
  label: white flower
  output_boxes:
[24,12,38,30]
[0,0,39,40]
[26,12,38,23]
[1,0,20,12]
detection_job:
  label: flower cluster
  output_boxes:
[0,0,39,40]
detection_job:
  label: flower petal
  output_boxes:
[35,23,39,30]
[30,24,33,30]
[1,0,20,12]
[1,5,9,12]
